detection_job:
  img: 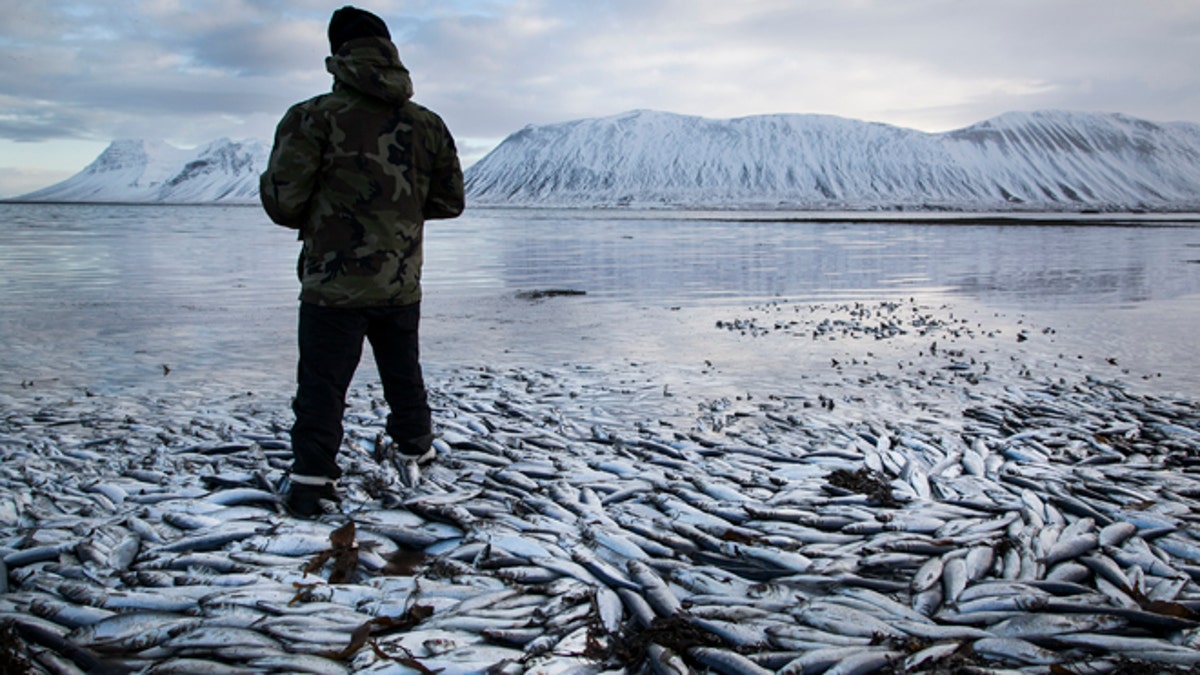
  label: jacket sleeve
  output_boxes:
[423,117,465,221]
[260,103,324,228]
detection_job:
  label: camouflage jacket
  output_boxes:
[260,37,464,307]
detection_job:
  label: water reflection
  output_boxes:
[450,214,1200,308]
[0,203,1197,398]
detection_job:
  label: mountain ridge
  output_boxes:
[463,109,1200,211]
[14,138,268,205]
[11,110,1200,211]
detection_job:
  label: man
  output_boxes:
[260,6,464,517]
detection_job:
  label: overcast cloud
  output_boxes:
[1,0,1198,197]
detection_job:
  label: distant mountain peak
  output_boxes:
[464,109,1200,211]
[16,138,268,204]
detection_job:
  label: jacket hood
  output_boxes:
[325,37,413,105]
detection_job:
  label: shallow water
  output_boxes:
[1,203,1197,410]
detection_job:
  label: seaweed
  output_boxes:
[827,466,900,507]
[0,622,32,675]
[303,520,360,584]
[605,614,731,672]
[515,289,587,300]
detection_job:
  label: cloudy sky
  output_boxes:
[1,0,1198,198]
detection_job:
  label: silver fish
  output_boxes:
[688,646,774,675]
[972,636,1062,665]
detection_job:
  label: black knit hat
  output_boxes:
[328,6,390,54]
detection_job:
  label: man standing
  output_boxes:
[260,6,464,517]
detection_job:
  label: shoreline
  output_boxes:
[459,205,1200,228]
[5,200,1200,227]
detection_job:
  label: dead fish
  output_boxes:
[626,560,682,618]
[645,643,689,675]
[972,636,1062,665]
[204,488,279,507]
[143,659,261,674]
[797,602,907,639]
[247,654,350,675]
[160,511,225,531]
[911,556,944,593]
[941,556,969,606]
[160,625,285,651]
[70,612,201,652]
[688,646,774,675]
[30,596,116,630]
[822,649,906,675]
[5,544,69,568]
[151,523,264,554]
[989,613,1126,638]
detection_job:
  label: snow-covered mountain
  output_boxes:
[465,110,1200,211]
[14,110,1200,210]
[16,138,268,204]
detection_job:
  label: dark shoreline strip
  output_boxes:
[695,214,1200,227]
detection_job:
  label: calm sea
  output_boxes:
[1,203,1198,406]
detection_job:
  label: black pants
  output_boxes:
[291,301,431,480]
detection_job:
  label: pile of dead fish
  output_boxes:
[3,365,1200,674]
[716,299,961,341]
